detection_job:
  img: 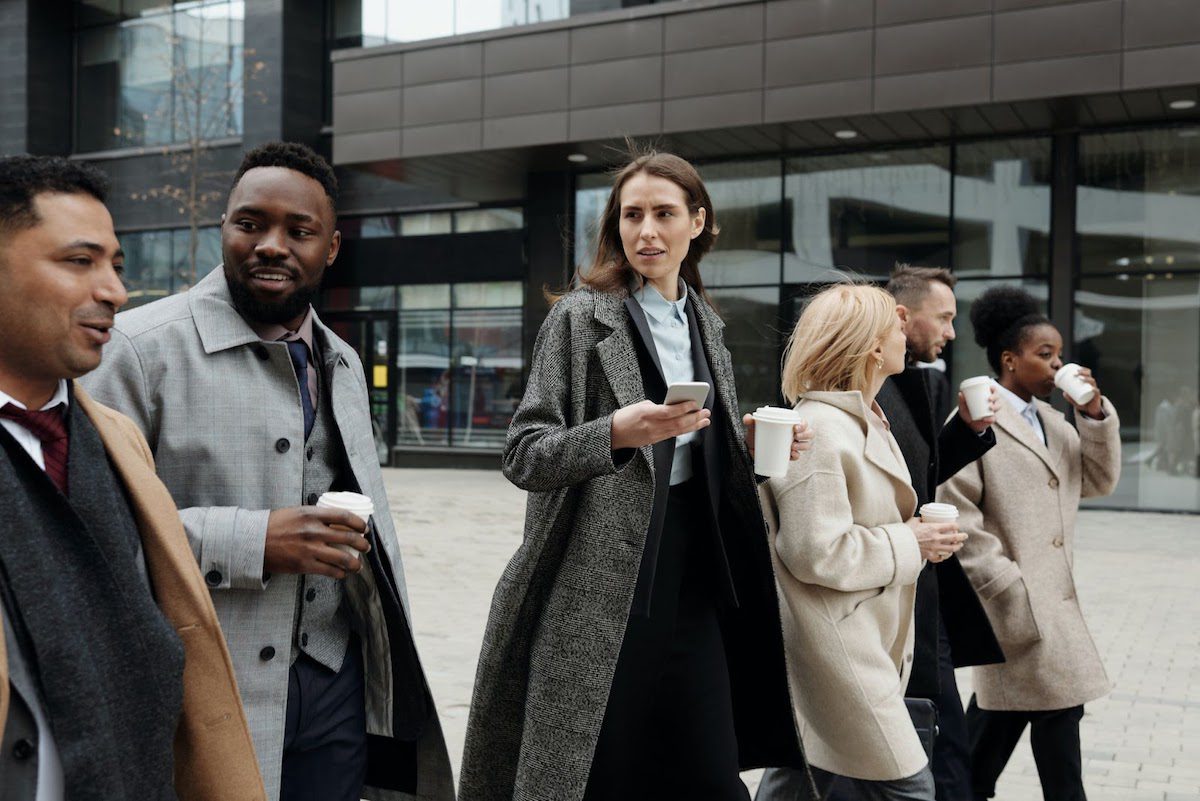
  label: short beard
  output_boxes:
[226,274,320,326]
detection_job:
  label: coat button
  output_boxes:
[276,438,290,453]
[905,653,913,662]
[301,633,309,647]
[1048,477,1059,489]
[205,569,222,587]
[306,588,317,602]
[306,493,318,505]
[11,738,34,760]
[252,344,269,361]
[259,646,276,661]
[1052,537,1064,548]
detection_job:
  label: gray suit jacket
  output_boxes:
[0,605,39,801]
[82,267,453,801]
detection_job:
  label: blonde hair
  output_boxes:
[781,283,898,403]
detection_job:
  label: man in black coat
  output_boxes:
[871,265,1006,801]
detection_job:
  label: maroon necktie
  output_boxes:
[0,403,69,495]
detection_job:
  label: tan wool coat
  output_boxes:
[937,395,1121,712]
[0,386,266,801]
[761,391,927,782]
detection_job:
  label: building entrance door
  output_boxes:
[322,311,396,465]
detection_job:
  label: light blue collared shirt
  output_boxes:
[634,279,696,485]
[996,381,1046,446]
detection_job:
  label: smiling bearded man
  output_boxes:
[83,142,453,801]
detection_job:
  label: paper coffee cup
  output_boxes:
[959,376,993,421]
[1054,364,1096,405]
[316,491,374,558]
[919,502,959,524]
[753,406,802,478]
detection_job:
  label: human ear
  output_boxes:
[690,206,706,239]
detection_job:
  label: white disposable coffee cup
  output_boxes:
[959,376,993,421]
[753,406,802,478]
[919,502,959,524]
[316,491,374,558]
[1054,363,1096,405]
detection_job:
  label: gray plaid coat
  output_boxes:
[82,267,454,801]
[458,286,808,801]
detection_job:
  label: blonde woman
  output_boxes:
[756,285,966,801]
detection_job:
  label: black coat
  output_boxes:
[877,367,1006,698]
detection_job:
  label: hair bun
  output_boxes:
[970,286,1041,349]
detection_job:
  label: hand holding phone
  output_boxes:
[663,381,710,408]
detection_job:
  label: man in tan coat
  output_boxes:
[0,155,264,801]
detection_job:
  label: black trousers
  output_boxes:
[583,481,748,801]
[281,635,369,801]
[930,618,972,801]
[966,696,1086,801]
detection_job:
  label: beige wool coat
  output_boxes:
[937,395,1120,711]
[761,391,928,782]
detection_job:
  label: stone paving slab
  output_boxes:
[382,468,1200,799]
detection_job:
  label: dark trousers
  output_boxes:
[966,696,1086,801]
[281,635,368,801]
[583,481,748,801]
[930,618,972,801]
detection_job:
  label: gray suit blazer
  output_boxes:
[82,267,453,801]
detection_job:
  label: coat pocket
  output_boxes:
[986,576,1041,648]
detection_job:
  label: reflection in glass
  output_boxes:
[1076,274,1199,513]
[397,301,451,447]
[574,173,610,273]
[451,307,523,448]
[699,160,782,287]
[953,138,1051,278]
[785,147,951,283]
[120,225,221,308]
[400,212,452,236]
[709,287,782,414]
[455,207,523,233]
[332,0,570,47]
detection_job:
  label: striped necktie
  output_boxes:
[1,403,69,495]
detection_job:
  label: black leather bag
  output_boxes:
[905,698,940,760]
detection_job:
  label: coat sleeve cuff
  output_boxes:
[975,560,1022,602]
[883,522,923,586]
[1077,397,1118,437]
[190,507,271,590]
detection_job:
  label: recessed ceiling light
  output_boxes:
[1169,99,1197,110]
[834,129,858,140]
[567,153,588,163]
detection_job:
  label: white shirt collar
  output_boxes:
[0,379,70,412]
[633,278,688,324]
[995,381,1035,418]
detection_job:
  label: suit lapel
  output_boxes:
[1035,399,1069,477]
[623,297,667,390]
[594,291,648,412]
[995,401,1061,478]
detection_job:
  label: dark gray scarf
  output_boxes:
[0,397,184,800]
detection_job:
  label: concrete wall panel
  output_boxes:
[404,43,482,86]
[333,89,402,133]
[764,0,873,40]
[664,3,763,52]
[484,31,570,75]
[874,67,991,112]
[993,53,1121,101]
[571,18,663,64]
[765,30,872,88]
[994,1,1121,63]
[764,79,871,122]
[663,89,762,132]
[484,69,569,118]
[875,16,993,76]
[569,101,661,140]
[403,79,483,126]
[664,43,763,98]
[570,56,663,108]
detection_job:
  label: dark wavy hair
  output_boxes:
[0,155,109,236]
[232,141,338,212]
[568,148,718,302]
[970,286,1052,374]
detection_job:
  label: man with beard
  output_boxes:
[0,155,263,800]
[84,143,453,801]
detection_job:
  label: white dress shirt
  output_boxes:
[996,381,1047,446]
[633,279,697,485]
[0,380,68,800]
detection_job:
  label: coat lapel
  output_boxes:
[1035,399,1069,477]
[995,400,1062,478]
[623,297,667,390]
[803,390,917,506]
[593,291,647,412]
[686,286,736,422]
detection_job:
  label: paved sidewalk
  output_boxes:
[383,468,1200,800]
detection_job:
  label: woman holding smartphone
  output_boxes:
[458,151,812,801]
[937,286,1120,801]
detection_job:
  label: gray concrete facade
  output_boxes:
[331,0,1200,166]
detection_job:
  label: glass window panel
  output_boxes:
[455,207,523,232]
[400,283,451,309]
[124,0,172,17]
[396,307,450,447]
[323,286,397,311]
[784,147,951,283]
[700,159,782,287]
[120,14,175,146]
[453,281,523,309]
[1075,273,1199,512]
[120,229,174,308]
[360,214,400,238]
[953,138,1052,278]
[1078,128,1200,276]
[574,172,610,272]
[948,278,1049,387]
[450,307,523,449]
[76,26,123,151]
[708,286,782,414]
[400,212,452,236]
[78,0,121,27]
[170,226,220,289]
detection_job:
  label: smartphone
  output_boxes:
[663,381,710,408]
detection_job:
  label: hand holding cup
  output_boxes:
[743,414,813,460]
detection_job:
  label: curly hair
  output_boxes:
[232,141,338,211]
[0,155,110,236]
[969,286,1051,374]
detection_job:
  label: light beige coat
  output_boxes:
[937,395,1120,711]
[761,391,926,782]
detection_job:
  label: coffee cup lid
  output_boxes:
[754,406,801,423]
[959,376,991,389]
[1054,364,1081,381]
[920,502,958,517]
[317,491,374,517]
